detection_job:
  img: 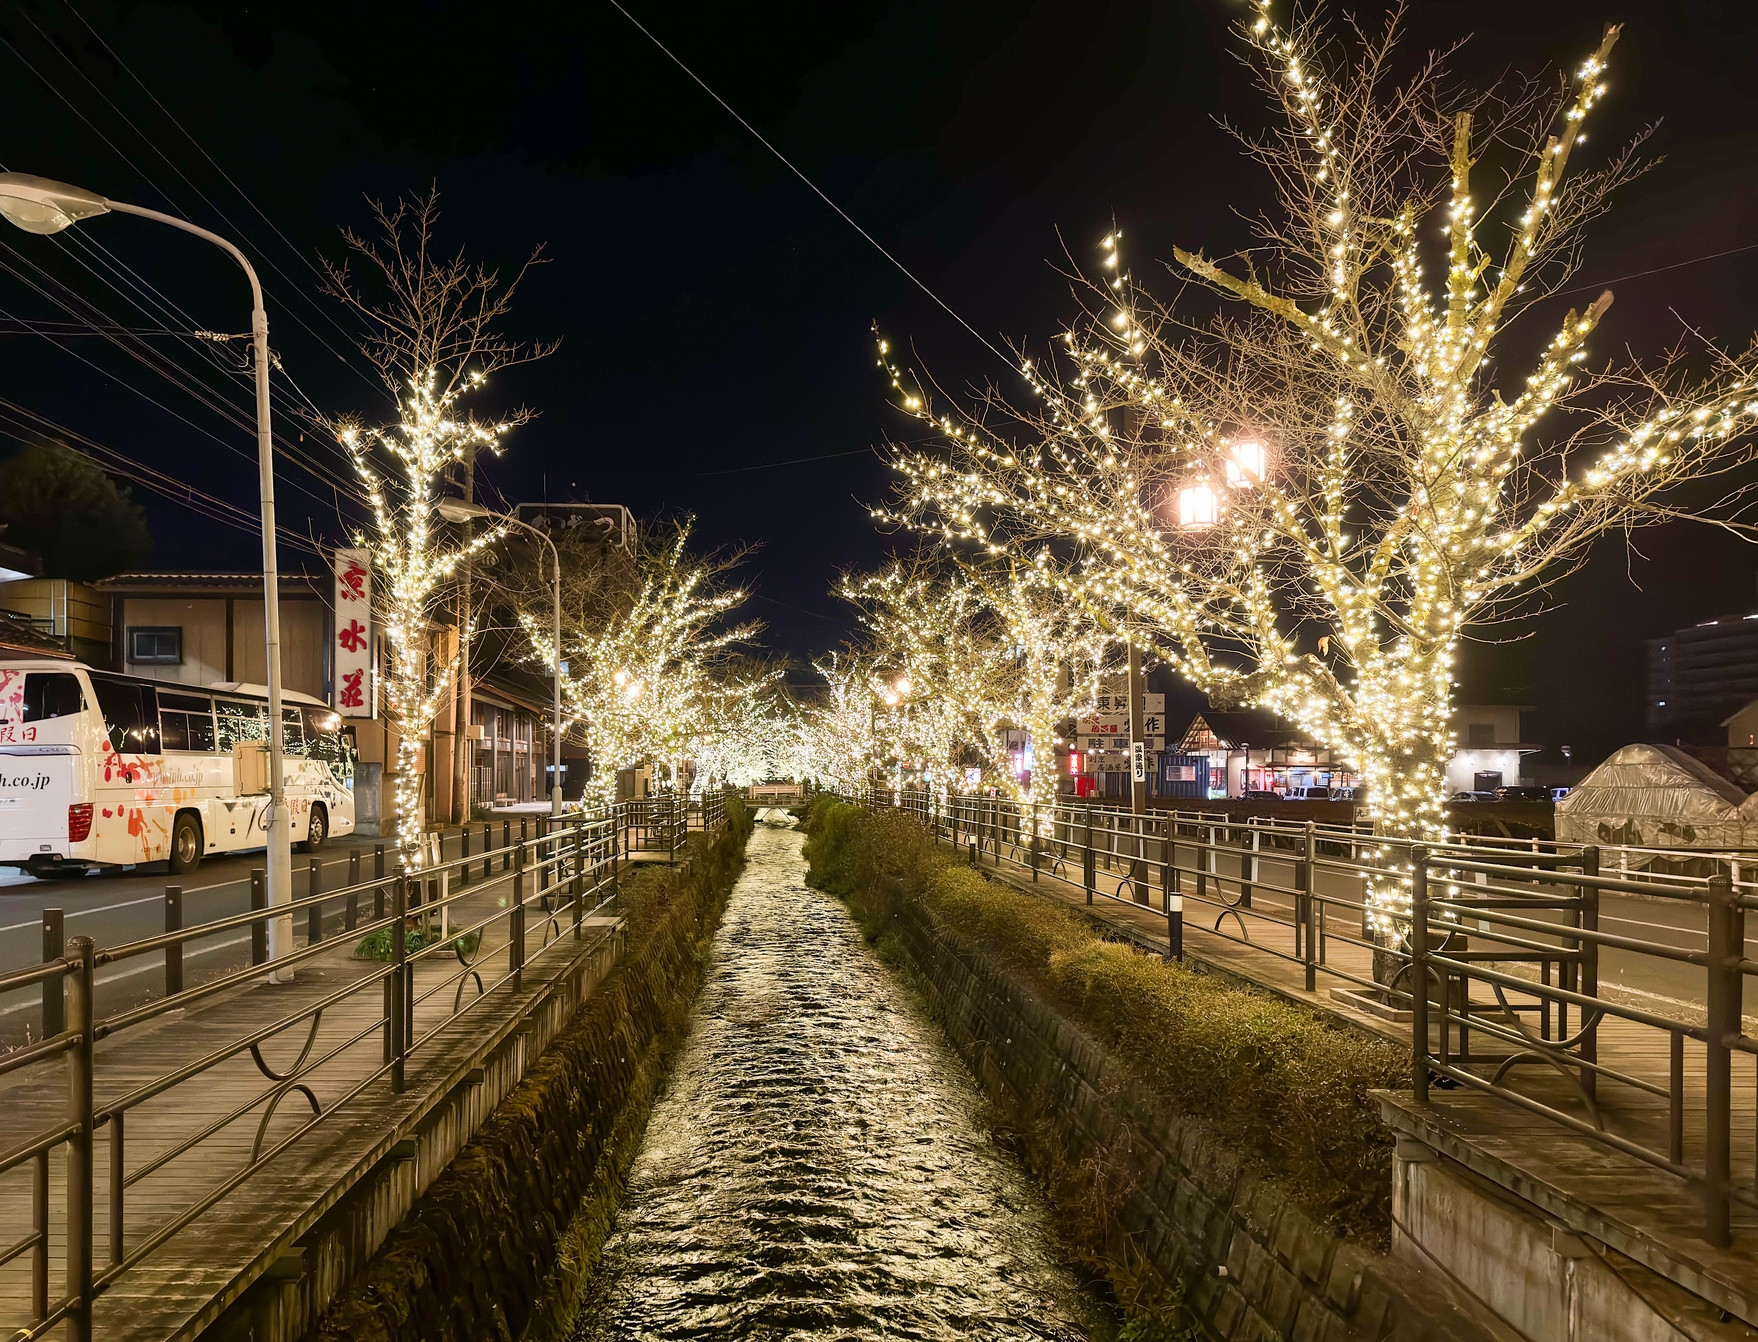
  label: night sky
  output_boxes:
[2,0,1757,765]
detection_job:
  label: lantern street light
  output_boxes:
[0,172,297,963]
[1176,481,1219,529]
[437,499,565,816]
[1225,439,1269,487]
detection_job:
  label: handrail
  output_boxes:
[0,793,733,1341]
[836,783,1755,1251]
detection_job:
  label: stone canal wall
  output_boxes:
[889,898,1501,1341]
[293,803,752,1342]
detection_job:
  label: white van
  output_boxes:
[0,659,355,878]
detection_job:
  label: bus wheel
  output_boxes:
[300,805,329,853]
[169,813,203,875]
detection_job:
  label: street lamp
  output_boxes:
[0,173,296,960]
[437,498,564,816]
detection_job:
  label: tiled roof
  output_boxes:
[93,571,329,593]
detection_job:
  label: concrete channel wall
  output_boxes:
[890,899,1509,1342]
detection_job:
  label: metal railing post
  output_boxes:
[108,1110,124,1266]
[1240,818,1257,909]
[374,844,387,918]
[1410,846,1430,1104]
[346,850,360,932]
[1579,846,1600,1102]
[32,1147,48,1320]
[389,876,407,1093]
[307,858,323,945]
[250,869,267,966]
[1163,821,1182,961]
[1030,800,1040,880]
[66,934,94,1342]
[42,908,64,1038]
[1082,803,1096,905]
[572,820,585,939]
[1703,871,1740,1247]
[511,851,527,993]
[164,886,183,998]
[1300,821,1317,991]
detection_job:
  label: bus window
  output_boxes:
[160,691,217,752]
[282,707,307,757]
[21,672,84,722]
[90,675,160,755]
[302,706,353,779]
[216,699,268,749]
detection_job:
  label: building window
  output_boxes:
[128,626,182,665]
[1466,722,1495,746]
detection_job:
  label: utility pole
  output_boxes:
[451,451,475,826]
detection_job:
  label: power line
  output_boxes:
[1556,241,1758,298]
[0,397,326,558]
[691,446,874,476]
[603,0,1017,377]
[0,234,362,509]
[12,6,384,396]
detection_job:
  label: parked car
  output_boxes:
[1242,788,1281,800]
[1450,790,1496,802]
[1493,785,1552,803]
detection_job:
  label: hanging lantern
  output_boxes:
[1225,439,1268,487]
[1177,482,1218,529]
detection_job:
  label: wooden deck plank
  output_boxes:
[0,862,620,1340]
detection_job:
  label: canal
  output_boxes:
[568,811,1106,1340]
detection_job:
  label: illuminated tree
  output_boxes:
[971,559,1110,821]
[794,650,886,792]
[324,189,551,862]
[884,5,1758,927]
[841,562,1017,794]
[523,520,758,806]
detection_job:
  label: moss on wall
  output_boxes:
[306,800,752,1342]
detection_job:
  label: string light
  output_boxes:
[341,366,511,867]
[873,5,1758,941]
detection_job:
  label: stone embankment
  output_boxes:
[297,802,753,1342]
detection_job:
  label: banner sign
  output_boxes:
[333,547,373,718]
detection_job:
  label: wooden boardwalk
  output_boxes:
[0,851,624,1342]
[955,827,1758,1318]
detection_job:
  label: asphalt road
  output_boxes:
[0,828,518,1046]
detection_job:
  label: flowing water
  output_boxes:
[568,811,1103,1341]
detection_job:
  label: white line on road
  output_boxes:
[0,933,254,1018]
[0,851,369,935]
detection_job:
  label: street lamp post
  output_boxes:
[437,499,564,816]
[0,173,296,962]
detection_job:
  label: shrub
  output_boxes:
[803,799,1404,1237]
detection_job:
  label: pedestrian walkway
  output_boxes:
[0,820,629,1342]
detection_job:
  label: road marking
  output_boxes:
[0,933,253,1018]
[0,851,366,935]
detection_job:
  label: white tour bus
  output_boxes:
[0,658,356,879]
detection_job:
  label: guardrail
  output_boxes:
[0,796,731,1342]
[841,785,1755,1248]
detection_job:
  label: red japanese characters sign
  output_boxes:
[333,547,373,718]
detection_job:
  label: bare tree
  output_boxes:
[322,187,551,861]
[883,4,1758,927]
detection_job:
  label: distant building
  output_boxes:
[1445,703,1538,794]
[1646,613,1758,742]
[1172,710,1356,798]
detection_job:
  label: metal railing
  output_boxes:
[842,785,1755,1248]
[0,797,732,1342]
